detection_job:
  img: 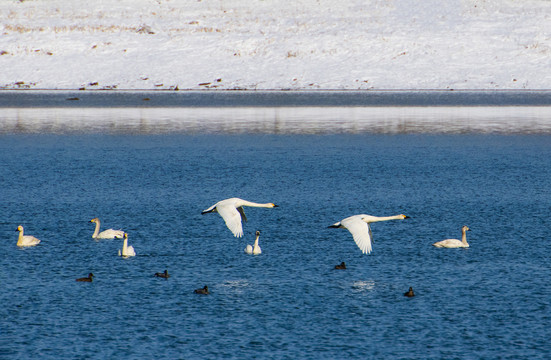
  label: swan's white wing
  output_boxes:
[341,217,373,254]
[20,236,41,247]
[97,229,124,239]
[127,245,136,256]
[217,203,244,237]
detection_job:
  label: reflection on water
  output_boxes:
[352,280,376,291]
[1,107,551,134]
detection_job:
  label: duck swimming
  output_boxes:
[404,287,415,297]
[154,270,170,279]
[194,285,209,295]
[334,262,347,270]
[76,273,94,282]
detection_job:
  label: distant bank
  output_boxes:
[0,90,550,108]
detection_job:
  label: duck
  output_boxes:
[194,285,209,295]
[76,273,94,282]
[154,270,170,279]
[118,233,136,257]
[245,231,262,255]
[404,287,415,297]
[16,225,41,247]
[329,214,410,254]
[334,261,347,270]
[432,225,471,248]
[90,218,124,239]
[202,198,278,238]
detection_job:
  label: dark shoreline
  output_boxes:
[0,89,550,108]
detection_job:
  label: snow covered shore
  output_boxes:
[1,0,550,90]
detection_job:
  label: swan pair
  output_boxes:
[89,218,135,257]
[331,217,471,253]
[202,198,412,255]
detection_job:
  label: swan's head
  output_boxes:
[124,233,128,239]
[270,203,278,208]
[255,230,260,236]
[462,225,470,232]
[400,214,410,219]
[90,218,98,223]
[16,225,23,232]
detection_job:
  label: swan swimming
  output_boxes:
[118,233,136,257]
[432,225,471,248]
[90,218,125,239]
[16,225,41,247]
[329,214,410,254]
[245,231,262,255]
[76,273,94,282]
[202,198,278,238]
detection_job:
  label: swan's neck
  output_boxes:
[462,230,468,244]
[365,215,404,223]
[254,235,260,247]
[92,221,101,238]
[122,237,128,254]
[240,200,274,208]
[17,230,24,244]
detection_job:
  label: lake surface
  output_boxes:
[1,101,550,359]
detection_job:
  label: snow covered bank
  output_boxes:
[1,0,550,90]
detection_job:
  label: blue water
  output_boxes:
[1,110,551,359]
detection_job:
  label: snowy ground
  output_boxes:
[1,0,550,90]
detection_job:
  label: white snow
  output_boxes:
[1,0,550,90]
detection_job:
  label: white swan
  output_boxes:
[433,225,470,248]
[90,218,124,239]
[202,198,278,238]
[16,225,41,247]
[118,233,136,257]
[329,214,410,254]
[245,230,262,255]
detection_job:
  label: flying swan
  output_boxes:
[202,198,278,238]
[245,230,262,255]
[329,214,410,254]
[432,225,470,248]
[118,233,136,257]
[90,218,125,239]
[16,225,41,247]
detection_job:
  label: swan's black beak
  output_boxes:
[404,215,411,219]
[273,204,279,208]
